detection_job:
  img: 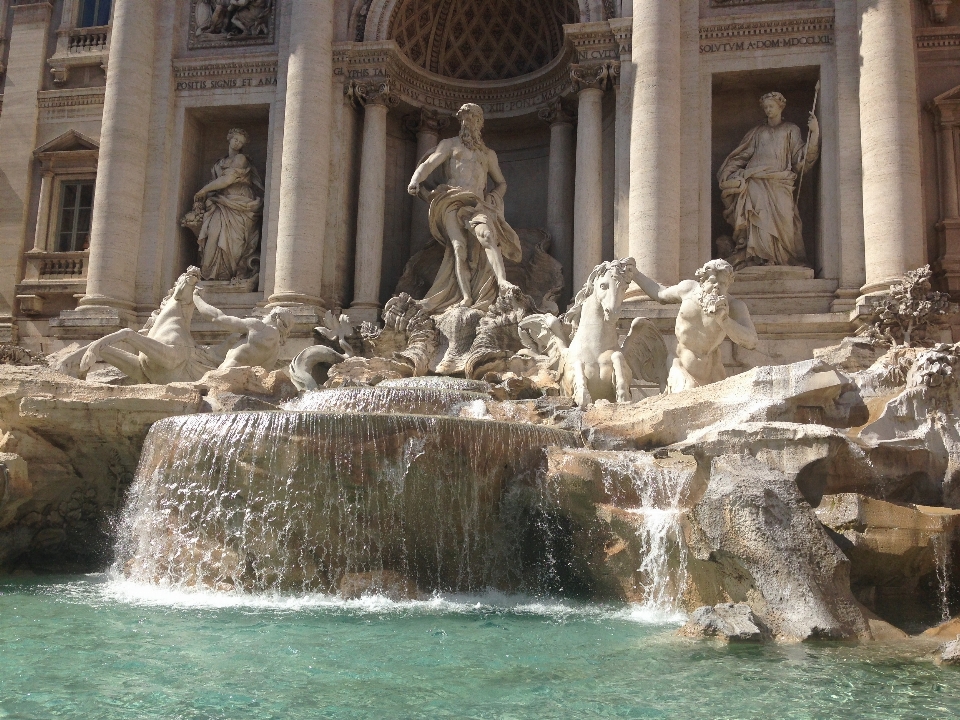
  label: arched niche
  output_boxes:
[352,0,609,48]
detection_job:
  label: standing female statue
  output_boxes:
[717,92,820,269]
[182,128,264,282]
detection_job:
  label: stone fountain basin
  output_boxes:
[120,411,581,594]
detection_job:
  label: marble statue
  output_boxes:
[520,258,668,408]
[195,0,272,38]
[182,128,264,282]
[632,259,759,393]
[77,267,215,384]
[717,92,820,269]
[288,311,357,392]
[205,306,295,371]
[62,267,291,383]
[407,103,522,314]
[857,265,954,347]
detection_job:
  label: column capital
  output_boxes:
[538,99,576,127]
[346,78,400,109]
[404,107,450,136]
[570,61,617,94]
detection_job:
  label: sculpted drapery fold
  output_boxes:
[717,93,820,268]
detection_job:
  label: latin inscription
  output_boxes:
[175,75,278,92]
[700,34,833,54]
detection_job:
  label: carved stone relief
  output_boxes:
[189,0,277,49]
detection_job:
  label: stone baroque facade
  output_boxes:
[0,0,957,370]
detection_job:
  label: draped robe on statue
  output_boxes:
[420,184,522,314]
[197,159,264,281]
[717,121,819,267]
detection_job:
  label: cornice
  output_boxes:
[37,87,105,109]
[917,27,960,50]
[334,38,582,119]
[172,54,278,80]
[699,10,834,53]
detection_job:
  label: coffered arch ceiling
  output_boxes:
[361,0,594,82]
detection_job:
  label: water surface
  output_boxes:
[1,576,957,720]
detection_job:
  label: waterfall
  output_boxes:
[116,411,580,595]
[285,387,489,417]
[604,454,693,614]
[934,529,954,623]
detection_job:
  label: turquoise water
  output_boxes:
[1,576,958,720]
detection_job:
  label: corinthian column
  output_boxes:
[629,0,681,284]
[539,101,576,301]
[406,109,448,255]
[572,63,613,289]
[268,0,334,309]
[857,0,925,294]
[78,0,158,315]
[348,81,399,323]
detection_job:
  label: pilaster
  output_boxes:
[0,2,53,341]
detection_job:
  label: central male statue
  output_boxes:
[407,103,522,314]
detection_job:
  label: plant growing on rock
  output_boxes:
[858,265,954,347]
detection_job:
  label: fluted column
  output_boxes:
[629,0,681,284]
[539,101,577,302]
[572,63,612,289]
[407,109,448,255]
[268,0,334,308]
[79,0,157,313]
[857,0,925,294]
[348,82,398,323]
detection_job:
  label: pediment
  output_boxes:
[34,130,99,155]
[934,84,960,108]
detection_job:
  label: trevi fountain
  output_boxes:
[2,1,960,718]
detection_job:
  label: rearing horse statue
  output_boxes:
[70,266,220,384]
[519,258,667,408]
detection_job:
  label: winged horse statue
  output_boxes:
[519,258,667,408]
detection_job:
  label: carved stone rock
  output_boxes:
[395,227,563,315]
[678,603,768,642]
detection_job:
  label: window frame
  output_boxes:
[76,0,112,29]
[54,177,96,253]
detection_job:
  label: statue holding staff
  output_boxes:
[717,91,820,269]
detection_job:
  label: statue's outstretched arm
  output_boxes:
[193,291,248,334]
[723,300,759,350]
[631,268,693,305]
[408,142,451,192]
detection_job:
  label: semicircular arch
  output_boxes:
[361,0,607,44]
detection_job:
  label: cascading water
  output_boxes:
[934,528,955,623]
[601,454,694,615]
[285,386,490,417]
[117,382,581,595]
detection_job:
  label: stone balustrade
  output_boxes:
[22,251,89,282]
[65,25,109,54]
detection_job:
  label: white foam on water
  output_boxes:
[53,574,686,625]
